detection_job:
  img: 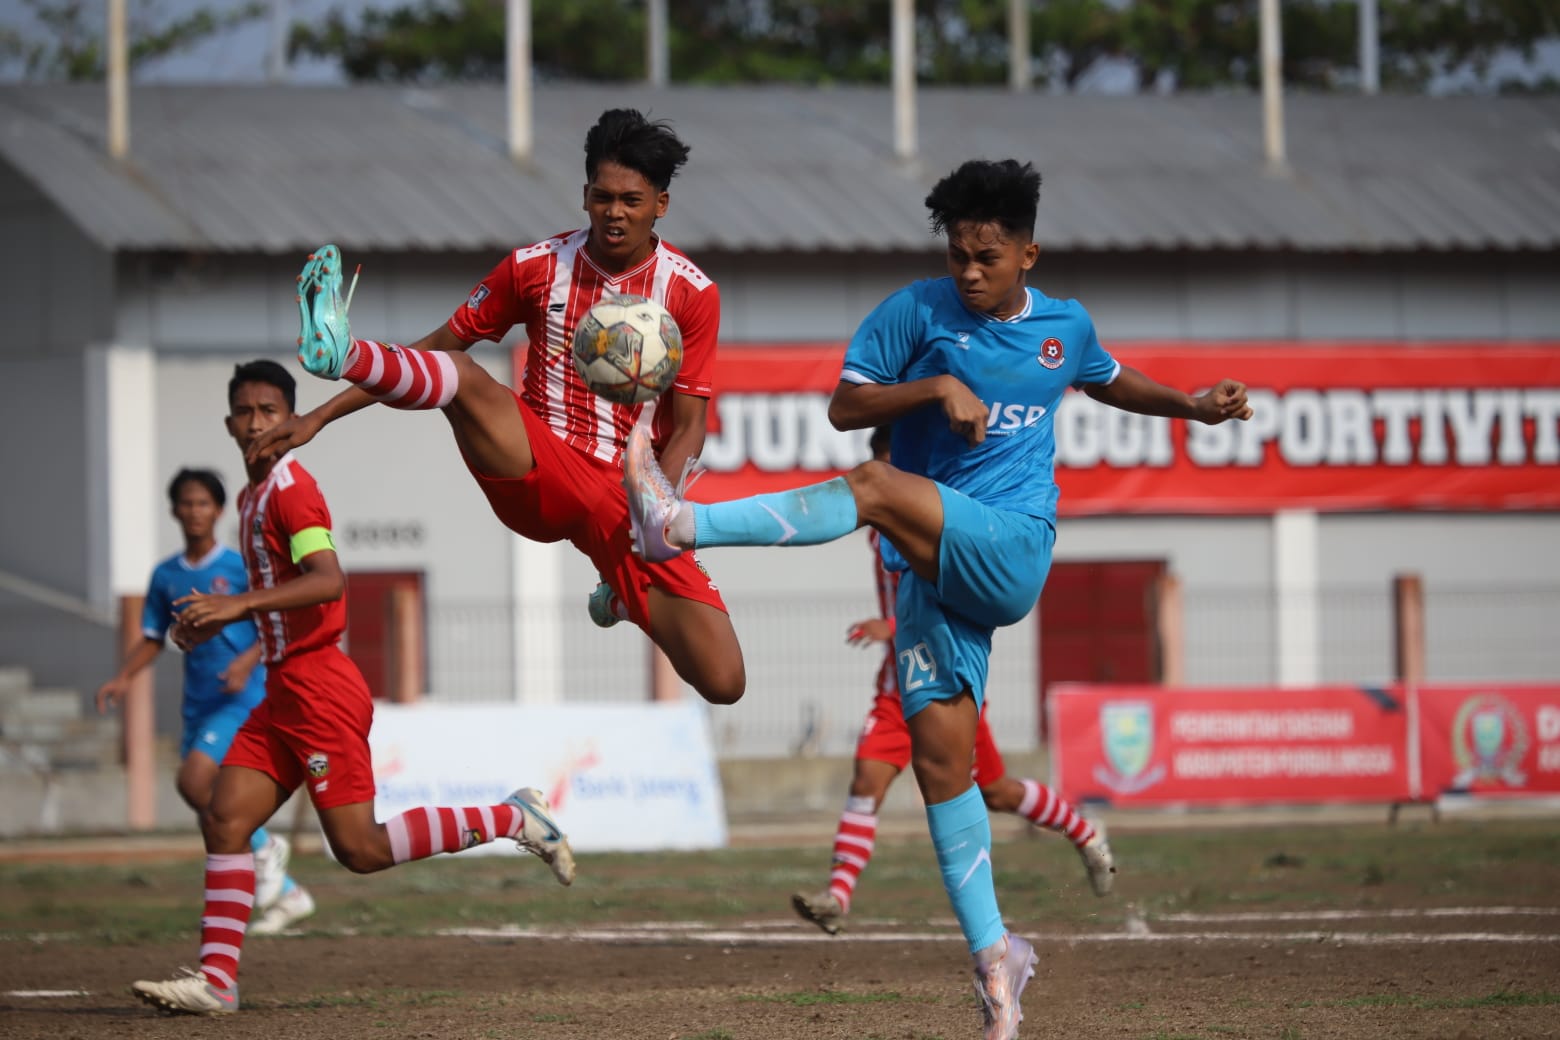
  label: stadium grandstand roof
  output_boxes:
[1,82,1557,254]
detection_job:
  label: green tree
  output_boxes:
[0,0,266,81]
[288,0,1557,93]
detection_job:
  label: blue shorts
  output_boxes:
[894,484,1054,719]
[180,698,261,763]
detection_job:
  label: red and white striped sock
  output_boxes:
[198,852,255,991]
[1017,778,1096,847]
[826,797,879,914]
[384,804,525,864]
[342,339,458,410]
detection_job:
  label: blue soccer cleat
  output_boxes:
[296,244,352,379]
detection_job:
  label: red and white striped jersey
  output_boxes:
[237,453,346,664]
[446,229,720,466]
[868,529,902,703]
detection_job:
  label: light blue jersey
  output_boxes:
[841,278,1120,525]
[142,545,266,746]
[841,278,1117,718]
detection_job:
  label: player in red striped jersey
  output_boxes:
[791,427,1115,937]
[253,108,744,706]
[130,361,574,1017]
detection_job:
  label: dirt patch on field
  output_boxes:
[5,928,1558,1040]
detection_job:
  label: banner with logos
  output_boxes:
[1050,682,1560,806]
[1047,683,1414,806]
[365,701,727,853]
[673,343,1560,513]
[1414,684,1560,798]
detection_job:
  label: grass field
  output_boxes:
[3,816,1558,1038]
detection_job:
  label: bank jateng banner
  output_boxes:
[364,702,726,852]
[1049,683,1560,806]
[665,343,1560,513]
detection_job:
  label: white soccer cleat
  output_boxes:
[791,890,845,935]
[252,833,291,910]
[622,425,688,563]
[1077,829,1117,897]
[503,787,577,887]
[131,968,238,1015]
[973,933,1037,1040]
[249,885,317,935]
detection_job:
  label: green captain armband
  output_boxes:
[290,526,336,563]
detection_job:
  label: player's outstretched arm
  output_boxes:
[1085,366,1252,425]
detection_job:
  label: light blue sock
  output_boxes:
[926,785,1006,955]
[692,477,858,548]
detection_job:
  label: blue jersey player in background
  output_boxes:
[97,468,316,934]
[625,159,1252,1040]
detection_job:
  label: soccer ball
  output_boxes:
[570,295,683,406]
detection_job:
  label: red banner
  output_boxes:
[1415,684,1560,798]
[685,342,1560,512]
[1047,683,1413,806]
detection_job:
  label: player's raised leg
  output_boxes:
[294,243,536,481]
[625,427,947,580]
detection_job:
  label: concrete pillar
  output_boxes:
[510,534,564,704]
[1273,509,1319,687]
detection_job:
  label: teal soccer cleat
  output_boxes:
[296,244,352,378]
[587,581,622,628]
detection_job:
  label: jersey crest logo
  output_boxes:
[306,752,330,778]
[211,577,231,594]
[1039,337,1065,370]
[466,284,491,310]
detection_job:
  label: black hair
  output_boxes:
[229,359,296,412]
[869,425,893,457]
[584,108,691,192]
[167,467,226,508]
[924,159,1042,239]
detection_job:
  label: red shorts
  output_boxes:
[468,392,727,629]
[854,693,1007,787]
[223,645,376,810]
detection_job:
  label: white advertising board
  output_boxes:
[366,701,727,853]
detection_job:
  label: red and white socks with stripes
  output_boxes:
[342,339,458,410]
[1017,778,1097,847]
[384,803,526,864]
[826,795,879,914]
[197,853,254,995]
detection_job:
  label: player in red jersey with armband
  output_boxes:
[130,361,574,1017]
[252,109,744,707]
[791,427,1116,937]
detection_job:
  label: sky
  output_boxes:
[3,0,1557,91]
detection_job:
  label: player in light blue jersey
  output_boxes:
[97,468,315,934]
[625,159,1251,1040]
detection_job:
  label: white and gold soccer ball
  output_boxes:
[570,295,684,406]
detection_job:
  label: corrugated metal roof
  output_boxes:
[1,83,1556,254]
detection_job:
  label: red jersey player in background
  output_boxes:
[791,426,1116,937]
[130,361,574,1017]
[253,109,744,706]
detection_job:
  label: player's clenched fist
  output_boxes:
[1193,379,1252,424]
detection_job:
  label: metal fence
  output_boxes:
[423,583,1560,759]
